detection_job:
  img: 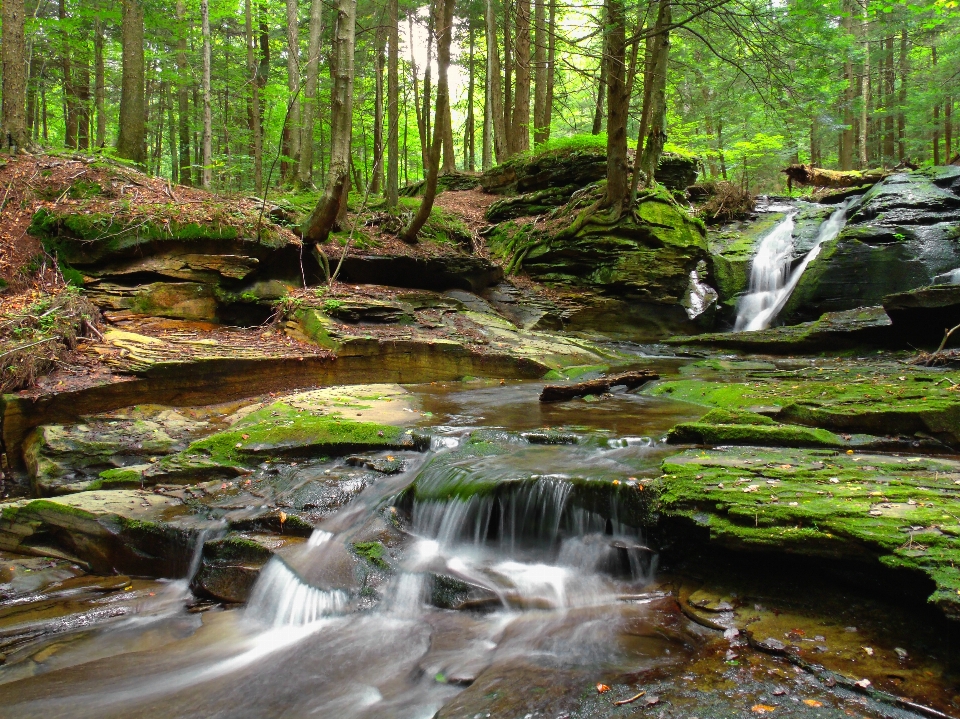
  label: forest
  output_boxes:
[0,0,958,206]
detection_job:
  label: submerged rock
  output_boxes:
[658,447,960,621]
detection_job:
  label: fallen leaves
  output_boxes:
[751,704,777,713]
[595,683,610,694]
[802,699,823,707]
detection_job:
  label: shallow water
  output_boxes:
[1,373,958,719]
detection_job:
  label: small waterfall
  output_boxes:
[734,201,850,331]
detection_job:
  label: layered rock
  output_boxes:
[781,167,960,323]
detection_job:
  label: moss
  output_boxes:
[20,499,98,521]
[658,446,960,618]
[91,467,145,489]
[353,541,389,569]
[646,367,960,445]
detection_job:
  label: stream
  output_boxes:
[1,364,959,718]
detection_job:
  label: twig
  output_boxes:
[927,323,960,366]
[82,318,104,341]
[0,337,59,361]
[613,691,645,706]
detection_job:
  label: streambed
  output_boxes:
[1,363,958,718]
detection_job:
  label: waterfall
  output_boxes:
[734,200,851,332]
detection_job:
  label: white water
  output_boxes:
[734,201,850,331]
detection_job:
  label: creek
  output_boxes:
[0,371,958,718]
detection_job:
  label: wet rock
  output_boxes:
[430,573,501,610]
[192,533,280,603]
[666,306,893,353]
[783,168,960,323]
[0,490,201,576]
[883,283,960,345]
[658,446,960,621]
[23,408,207,495]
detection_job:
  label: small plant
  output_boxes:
[323,299,344,312]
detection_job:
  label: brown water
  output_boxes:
[1,370,958,719]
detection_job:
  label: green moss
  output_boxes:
[21,499,98,521]
[658,446,960,618]
[91,467,145,489]
[646,368,960,445]
[353,541,389,569]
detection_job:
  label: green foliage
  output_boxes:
[353,541,389,569]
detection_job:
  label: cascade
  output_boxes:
[734,201,851,331]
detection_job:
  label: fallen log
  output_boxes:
[781,164,891,190]
[539,370,659,402]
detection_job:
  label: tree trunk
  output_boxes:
[409,14,426,176]
[485,0,507,163]
[932,45,940,166]
[372,25,385,192]
[422,10,434,168]
[503,0,513,150]
[898,30,907,161]
[840,0,855,170]
[284,0,301,179]
[302,0,356,244]
[543,0,555,143]
[947,99,953,162]
[59,0,78,149]
[176,0,191,184]
[117,0,146,165]
[883,35,895,164]
[94,14,106,148]
[533,0,546,145]
[591,58,606,135]
[385,0,399,206]
[201,0,213,188]
[298,0,324,187]
[2,0,28,148]
[402,0,455,242]
[166,81,178,182]
[245,0,262,193]
[782,163,890,188]
[638,0,670,185]
[442,102,456,172]
[859,0,868,169]
[465,23,475,170]
[512,0,530,153]
[76,46,90,151]
[603,0,627,207]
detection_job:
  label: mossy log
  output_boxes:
[781,164,891,189]
[539,369,659,402]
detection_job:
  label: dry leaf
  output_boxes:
[278,511,287,525]
[596,683,611,694]
[802,700,823,708]
[751,705,777,714]
[854,678,871,688]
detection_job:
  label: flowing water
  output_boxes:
[735,201,851,332]
[1,377,958,718]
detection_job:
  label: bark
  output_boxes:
[628,10,654,200]
[503,0,512,149]
[302,0,356,244]
[465,23,475,170]
[372,25,385,193]
[591,58,606,135]
[859,0,868,168]
[603,0,627,206]
[284,0,302,179]
[75,48,90,150]
[782,164,890,188]
[59,0,77,149]
[245,0,262,193]
[442,102,456,172]
[840,0,855,170]
[385,0,399,206]
[543,0,555,143]
[402,0,455,242]
[166,81,177,182]
[298,0,324,187]
[201,0,213,188]
[883,35,895,163]
[533,0,546,145]
[423,10,434,168]
[409,14,426,174]
[638,0,670,185]
[176,0,191,185]
[933,45,940,166]
[485,0,507,162]
[947,99,953,162]
[94,15,106,148]
[2,0,28,148]
[117,0,146,165]
[898,30,907,161]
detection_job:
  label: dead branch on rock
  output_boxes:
[539,370,659,402]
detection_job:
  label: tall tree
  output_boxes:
[176,0,192,184]
[246,0,263,193]
[302,0,357,243]
[533,0,547,145]
[201,0,213,188]
[94,12,106,148]
[485,0,507,163]
[385,0,399,206]
[602,0,627,206]
[298,0,324,187]
[284,0,302,179]
[372,26,385,192]
[117,0,146,165]
[638,0,670,185]
[402,0,455,241]
[2,0,28,148]
[511,0,531,153]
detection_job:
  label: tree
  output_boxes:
[485,0,507,162]
[302,0,357,244]
[511,0,531,153]
[402,0,455,242]
[2,0,28,149]
[117,0,146,165]
[284,0,302,181]
[638,0,670,186]
[603,0,627,206]
[201,0,213,188]
[176,0,192,185]
[385,0,400,206]
[298,0,324,188]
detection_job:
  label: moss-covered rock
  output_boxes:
[0,490,198,576]
[658,446,960,620]
[646,366,960,447]
[782,168,960,323]
[84,281,220,321]
[192,533,286,603]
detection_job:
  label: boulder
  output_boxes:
[782,167,960,323]
[399,172,482,197]
[883,283,960,345]
[480,149,607,195]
